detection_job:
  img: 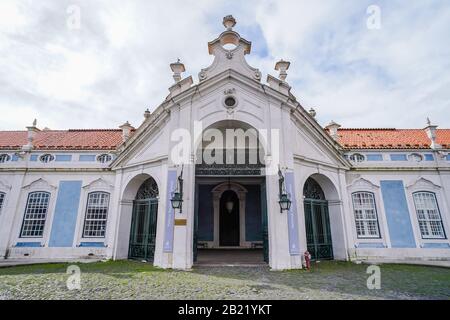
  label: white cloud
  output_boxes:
[0,0,448,130]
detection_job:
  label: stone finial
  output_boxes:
[223,15,236,30]
[170,59,186,83]
[119,121,134,142]
[325,120,341,141]
[424,118,441,150]
[274,59,291,81]
[22,119,40,151]
[308,108,317,118]
[144,109,151,120]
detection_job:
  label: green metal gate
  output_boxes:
[304,199,333,260]
[128,199,158,262]
[193,183,199,262]
[261,183,269,263]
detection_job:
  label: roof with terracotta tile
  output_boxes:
[334,128,450,150]
[1,127,449,151]
[0,129,125,151]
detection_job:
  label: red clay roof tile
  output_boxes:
[0,127,449,151]
[0,129,125,151]
[334,128,450,149]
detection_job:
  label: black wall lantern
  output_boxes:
[171,166,184,212]
[278,167,292,213]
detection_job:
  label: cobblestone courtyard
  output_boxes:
[0,260,449,300]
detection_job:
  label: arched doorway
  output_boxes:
[219,190,240,246]
[128,177,159,262]
[193,119,269,265]
[303,177,333,260]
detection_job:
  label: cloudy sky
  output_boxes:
[1,0,449,130]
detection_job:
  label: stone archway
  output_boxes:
[128,177,159,262]
[113,174,160,260]
[302,174,347,260]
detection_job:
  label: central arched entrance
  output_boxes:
[193,120,268,265]
[303,177,333,260]
[128,177,159,262]
[219,190,240,246]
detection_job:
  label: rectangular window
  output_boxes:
[79,155,96,162]
[366,154,383,161]
[30,155,38,162]
[83,192,110,238]
[20,192,50,238]
[424,154,434,161]
[447,155,450,161]
[55,155,72,162]
[0,192,5,215]
[390,154,407,161]
[352,192,381,238]
[413,192,446,239]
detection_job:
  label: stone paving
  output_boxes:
[0,260,449,300]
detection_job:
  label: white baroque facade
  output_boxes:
[0,16,449,270]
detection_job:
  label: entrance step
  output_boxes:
[195,249,266,266]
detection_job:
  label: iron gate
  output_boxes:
[128,199,158,262]
[304,199,333,260]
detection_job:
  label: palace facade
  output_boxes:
[0,16,449,269]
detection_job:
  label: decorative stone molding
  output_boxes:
[83,178,115,191]
[347,177,380,190]
[223,88,236,95]
[406,177,441,190]
[274,59,290,81]
[222,89,238,115]
[22,178,57,190]
[198,16,262,83]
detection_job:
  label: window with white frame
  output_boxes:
[352,192,381,238]
[0,192,5,214]
[83,192,110,238]
[413,192,446,239]
[20,192,51,237]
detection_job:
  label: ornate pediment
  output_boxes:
[406,177,441,190]
[83,178,114,191]
[22,178,57,190]
[347,177,380,190]
[199,16,261,82]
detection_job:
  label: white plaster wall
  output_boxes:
[345,170,450,261]
[2,171,116,260]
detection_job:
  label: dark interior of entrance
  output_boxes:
[194,178,268,265]
[219,190,240,246]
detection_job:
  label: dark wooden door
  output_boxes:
[219,190,240,246]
